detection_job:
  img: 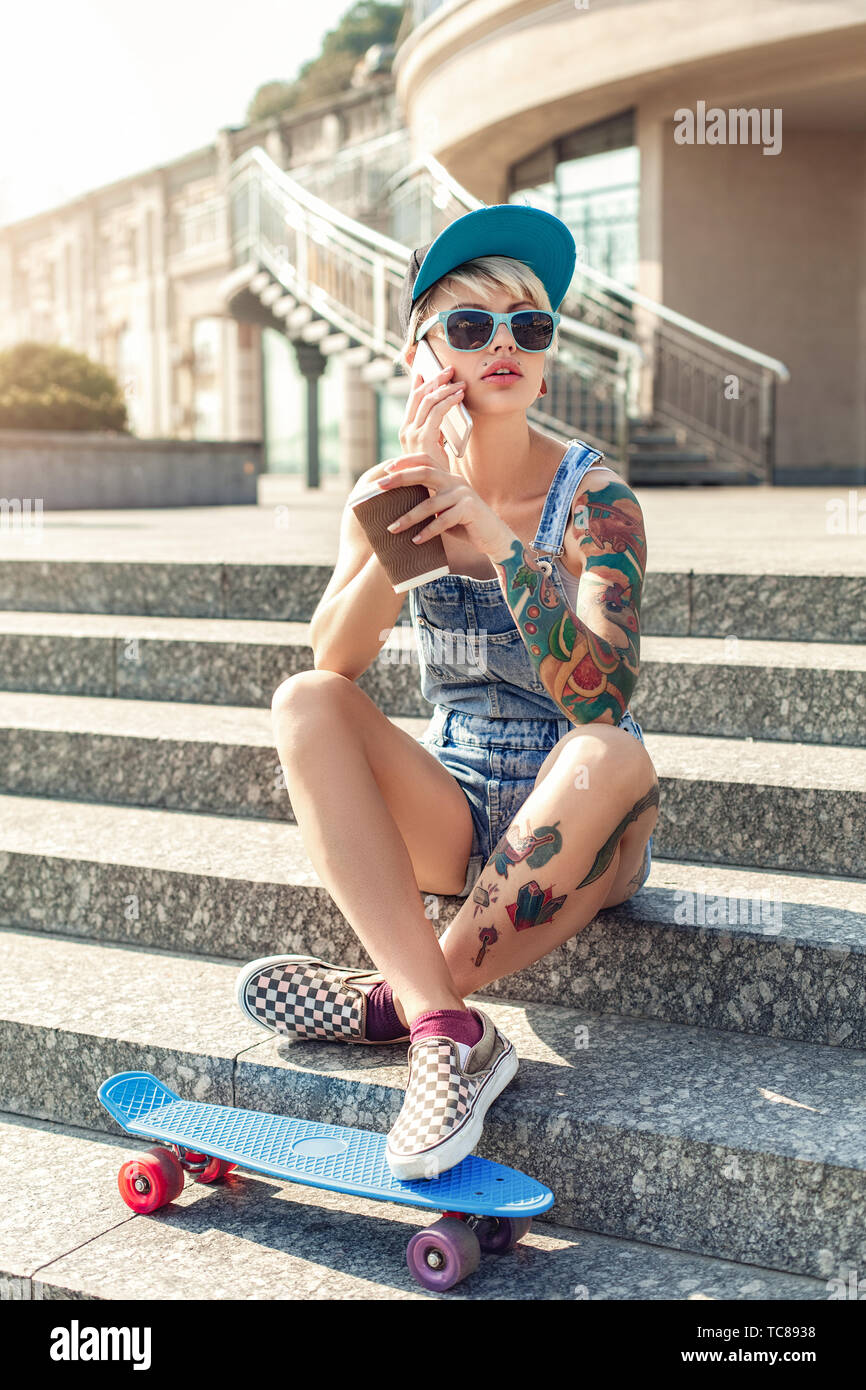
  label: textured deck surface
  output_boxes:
[98,1072,555,1217]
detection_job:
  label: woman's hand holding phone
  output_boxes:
[399,363,466,472]
[347,365,461,503]
[375,360,516,559]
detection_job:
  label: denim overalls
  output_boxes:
[409,439,653,898]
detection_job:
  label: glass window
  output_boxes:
[509,111,639,286]
[193,389,220,439]
[556,145,639,285]
[116,326,141,433]
[261,328,341,475]
[193,317,221,375]
[192,318,222,438]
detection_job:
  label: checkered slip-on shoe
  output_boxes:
[235,954,410,1045]
[385,1007,518,1180]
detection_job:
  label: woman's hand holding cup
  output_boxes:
[346,363,467,593]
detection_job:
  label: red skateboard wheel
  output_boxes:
[195,1157,236,1183]
[117,1146,184,1213]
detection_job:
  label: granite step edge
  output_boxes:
[0,1111,836,1302]
[1,795,864,1049]
[0,561,864,643]
[1,693,865,792]
[1,928,865,1277]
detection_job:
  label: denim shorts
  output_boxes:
[418,705,653,898]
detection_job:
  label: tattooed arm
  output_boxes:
[488,471,647,726]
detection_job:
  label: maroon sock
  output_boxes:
[410,1007,483,1049]
[362,979,408,1041]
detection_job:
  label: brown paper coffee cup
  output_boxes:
[350,482,450,593]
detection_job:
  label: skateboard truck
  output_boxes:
[169,1145,212,1175]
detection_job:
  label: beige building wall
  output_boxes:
[398,0,866,471]
[660,127,866,470]
[0,148,251,440]
[0,82,397,450]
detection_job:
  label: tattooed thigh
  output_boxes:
[530,724,660,900]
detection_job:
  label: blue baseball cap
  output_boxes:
[398,203,576,339]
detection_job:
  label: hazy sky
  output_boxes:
[0,0,361,226]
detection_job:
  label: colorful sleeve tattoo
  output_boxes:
[490,474,647,725]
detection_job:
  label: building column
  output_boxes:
[339,358,378,487]
[263,121,291,170]
[293,340,327,487]
[635,107,665,422]
[151,174,172,437]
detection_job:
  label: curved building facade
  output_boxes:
[395,0,866,474]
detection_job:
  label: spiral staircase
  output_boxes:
[220,141,788,486]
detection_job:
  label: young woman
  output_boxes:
[236,204,660,1181]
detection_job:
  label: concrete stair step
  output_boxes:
[627,433,683,448]
[0,693,863,874]
[2,927,864,1279]
[629,451,713,465]
[0,609,312,706]
[0,612,864,746]
[0,558,334,622]
[0,689,290,821]
[0,1109,835,1301]
[775,465,866,487]
[630,634,866,747]
[1,562,865,642]
[1,794,864,1050]
[630,465,754,485]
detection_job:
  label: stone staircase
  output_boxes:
[627,422,721,486]
[1,549,865,1300]
[627,420,782,487]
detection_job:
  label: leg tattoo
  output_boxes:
[575,783,660,890]
[490,820,563,877]
[474,924,498,967]
[471,878,500,916]
[468,814,570,968]
[445,777,661,989]
[624,852,650,894]
[505,880,568,931]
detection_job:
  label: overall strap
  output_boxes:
[529,440,605,575]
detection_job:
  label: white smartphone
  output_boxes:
[412,336,473,458]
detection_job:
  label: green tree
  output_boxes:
[246,2,405,121]
[0,342,129,432]
[248,80,299,125]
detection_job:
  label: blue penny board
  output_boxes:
[98,1072,554,1219]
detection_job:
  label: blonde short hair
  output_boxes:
[397,254,560,374]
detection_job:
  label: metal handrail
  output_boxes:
[230,140,786,477]
[229,145,641,461]
[229,147,640,361]
[229,146,411,261]
[410,151,789,382]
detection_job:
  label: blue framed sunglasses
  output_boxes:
[415,307,560,353]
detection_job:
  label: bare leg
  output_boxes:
[436,725,660,998]
[271,671,475,1026]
